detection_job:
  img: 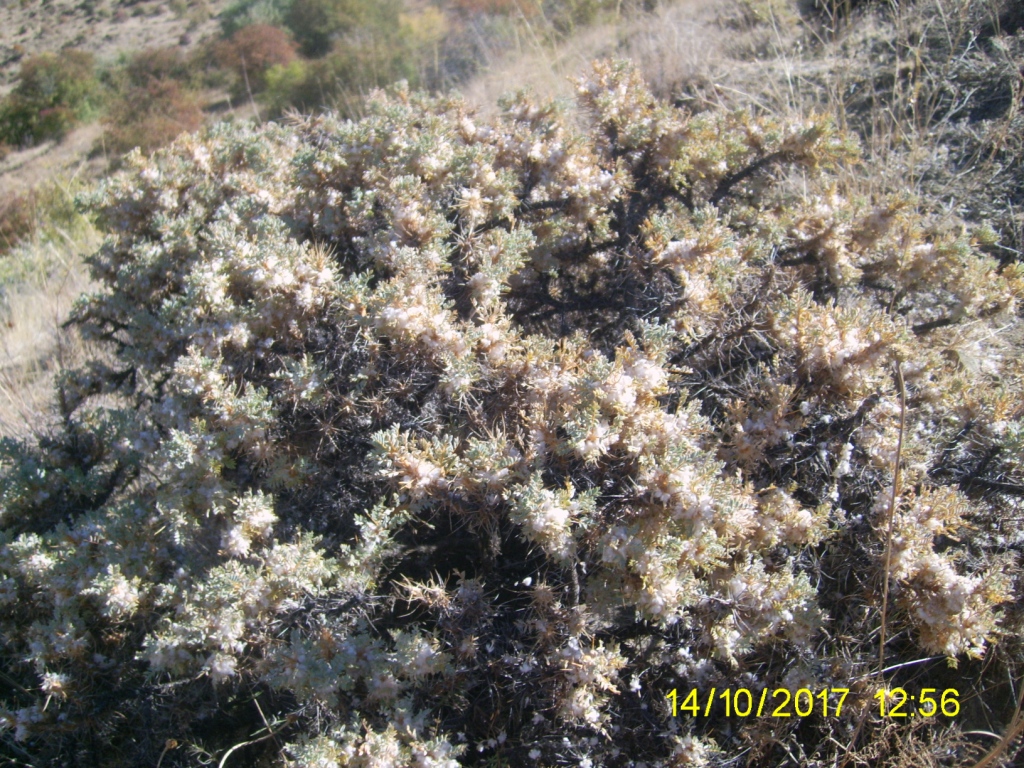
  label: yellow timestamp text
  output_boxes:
[665,687,962,719]
[874,687,959,718]
[665,687,850,718]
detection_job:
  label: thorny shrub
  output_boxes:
[1,61,1023,767]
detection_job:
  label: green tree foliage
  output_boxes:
[285,0,400,57]
[220,0,294,37]
[263,58,317,113]
[264,4,449,117]
[1,61,1022,766]
[0,51,101,148]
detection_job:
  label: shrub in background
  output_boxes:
[284,0,389,57]
[0,50,101,148]
[449,0,541,14]
[0,193,37,257]
[317,5,449,100]
[95,45,212,165]
[212,0,657,120]
[220,0,294,37]
[214,0,445,116]
[101,78,204,158]
[542,0,622,34]
[215,23,299,95]
[263,6,449,117]
[449,0,620,33]
[263,57,318,114]
[123,46,201,89]
[0,185,93,275]
[0,60,1022,767]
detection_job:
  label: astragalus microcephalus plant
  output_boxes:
[1,60,1022,767]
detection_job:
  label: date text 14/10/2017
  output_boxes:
[665,688,961,718]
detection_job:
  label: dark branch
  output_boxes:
[913,316,957,335]
[709,151,787,207]
[960,476,1024,497]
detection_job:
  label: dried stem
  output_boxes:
[878,361,907,674]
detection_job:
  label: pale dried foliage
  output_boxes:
[1,1,1023,766]
[0,56,1020,766]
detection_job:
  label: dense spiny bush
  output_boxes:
[0,50,101,148]
[2,60,1023,766]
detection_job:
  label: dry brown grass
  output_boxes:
[729,0,1024,250]
[0,205,98,439]
[458,0,818,122]
[0,122,106,200]
[459,0,734,114]
[0,260,95,439]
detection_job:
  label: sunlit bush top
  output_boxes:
[1,60,1022,766]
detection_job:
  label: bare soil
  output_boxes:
[0,121,104,195]
[0,0,229,96]
[0,1,239,198]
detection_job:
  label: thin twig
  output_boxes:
[852,655,945,681]
[970,675,1024,768]
[878,362,906,674]
[252,695,283,752]
[240,53,262,124]
[155,738,178,768]
[217,730,279,768]
[215,707,292,768]
[839,363,907,768]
